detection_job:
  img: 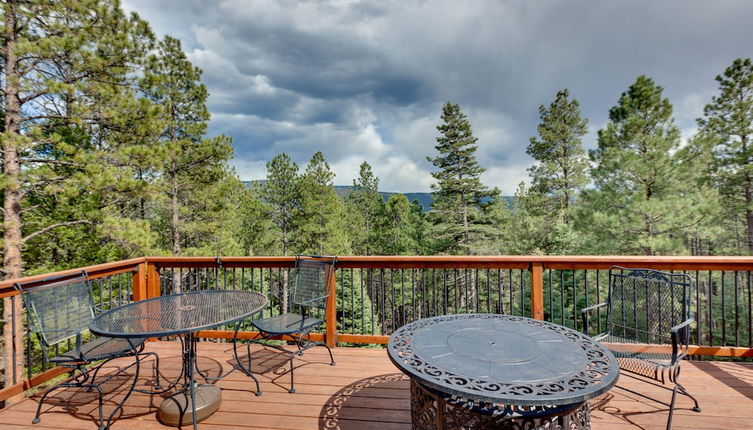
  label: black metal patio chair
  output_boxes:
[581,267,701,430]
[14,271,161,430]
[247,255,336,393]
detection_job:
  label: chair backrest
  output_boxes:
[607,267,692,345]
[292,256,336,309]
[14,271,93,347]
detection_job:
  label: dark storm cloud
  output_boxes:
[123,0,753,192]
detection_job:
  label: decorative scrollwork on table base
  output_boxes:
[410,380,590,430]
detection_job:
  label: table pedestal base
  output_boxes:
[410,380,590,430]
[158,384,222,426]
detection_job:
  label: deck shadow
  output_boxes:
[318,373,410,430]
[29,353,226,428]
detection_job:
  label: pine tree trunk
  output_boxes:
[2,1,26,401]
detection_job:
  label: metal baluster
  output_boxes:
[381,269,386,335]
[596,271,601,335]
[735,271,740,346]
[560,270,565,326]
[722,271,727,346]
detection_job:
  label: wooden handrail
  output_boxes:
[0,257,146,298]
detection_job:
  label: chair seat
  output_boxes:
[49,336,146,364]
[251,313,324,335]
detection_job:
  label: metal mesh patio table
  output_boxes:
[388,314,619,429]
[90,290,267,429]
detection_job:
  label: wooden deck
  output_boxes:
[0,341,752,429]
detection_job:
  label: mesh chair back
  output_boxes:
[292,256,335,309]
[607,267,691,345]
[15,272,93,347]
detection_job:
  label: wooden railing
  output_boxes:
[2,255,753,405]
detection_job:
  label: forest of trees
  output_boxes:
[2,0,753,285]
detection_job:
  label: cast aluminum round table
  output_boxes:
[388,314,619,430]
[90,290,267,430]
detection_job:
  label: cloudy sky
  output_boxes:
[122,0,753,194]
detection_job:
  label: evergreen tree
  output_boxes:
[374,194,424,255]
[263,153,301,256]
[238,184,277,256]
[427,102,497,254]
[527,89,589,225]
[698,58,753,253]
[577,76,710,255]
[346,162,383,255]
[142,36,234,258]
[297,152,349,254]
[0,0,153,391]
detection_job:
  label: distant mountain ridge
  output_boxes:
[332,185,434,211]
[243,181,509,212]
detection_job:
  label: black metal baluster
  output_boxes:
[497,269,502,314]
[596,271,601,334]
[722,271,727,346]
[508,269,513,315]
[560,270,565,326]
[572,270,577,330]
[735,271,740,346]
[520,270,525,316]
[379,269,387,334]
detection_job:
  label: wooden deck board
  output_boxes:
[1,341,751,430]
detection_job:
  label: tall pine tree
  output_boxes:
[427,102,497,254]
[577,76,709,255]
[263,153,301,256]
[699,58,753,253]
[346,162,383,255]
[1,0,153,392]
[142,35,234,259]
[527,89,589,225]
[297,152,349,254]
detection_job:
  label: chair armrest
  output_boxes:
[670,317,694,362]
[581,302,607,336]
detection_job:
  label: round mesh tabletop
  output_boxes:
[388,314,619,406]
[89,290,267,338]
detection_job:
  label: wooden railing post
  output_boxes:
[530,263,544,320]
[325,264,337,347]
[132,261,147,302]
[146,261,161,299]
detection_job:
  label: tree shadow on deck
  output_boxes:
[318,373,410,430]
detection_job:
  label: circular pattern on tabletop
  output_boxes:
[387,314,619,406]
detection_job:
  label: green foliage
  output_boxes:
[699,58,753,253]
[297,152,350,255]
[527,89,589,224]
[262,153,301,256]
[346,162,383,255]
[374,194,426,255]
[427,102,498,254]
[576,76,712,255]
[143,36,235,256]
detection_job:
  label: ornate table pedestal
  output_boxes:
[410,380,589,430]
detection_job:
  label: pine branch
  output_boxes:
[22,220,92,244]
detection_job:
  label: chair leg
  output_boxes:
[32,383,68,424]
[678,383,701,413]
[323,343,335,366]
[288,355,296,394]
